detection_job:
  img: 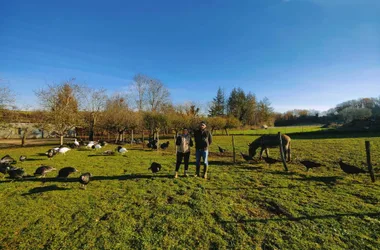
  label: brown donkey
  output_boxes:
[248,134,291,161]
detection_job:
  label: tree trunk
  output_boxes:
[60,135,64,145]
[131,130,134,145]
[89,129,94,141]
[21,128,28,147]
[142,130,145,148]
[41,129,44,139]
[156,131,159,150]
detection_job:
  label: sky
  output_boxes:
[0,0,379,113]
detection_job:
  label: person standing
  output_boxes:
[193,121,212,179]
[175,128,193,178]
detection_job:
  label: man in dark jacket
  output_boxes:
[193,121,212,179]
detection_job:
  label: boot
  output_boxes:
[203,165,208,179]
[174,172,178,178]
[195,165,200,177]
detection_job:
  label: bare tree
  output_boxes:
[0,84,15,109]
[132,74,149,111]
[35,79,82,145]
[129,74,171,112]
[146,78,170,112]
[82,87,107,141]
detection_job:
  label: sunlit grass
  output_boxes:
[213,125,326,135]
[1,130,380,249]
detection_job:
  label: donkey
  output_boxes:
[248,134,291,161]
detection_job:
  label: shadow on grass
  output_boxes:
[76,148,92,152]
[22,185,71,196]
[24,158,45,161]
[208,160,234,166]
[87,154,116,157]
[233,166,263,171]
[0,174,174,184]
[294,176,344,185]
[267,170,300,176]
[219,212,380,223]
[127,148,150,151]
[207,184,304,191]
[208,152,234,158]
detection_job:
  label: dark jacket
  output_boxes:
[193,129,212,150]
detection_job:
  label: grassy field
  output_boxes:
[1,129,380,249]
[214,125,326,135]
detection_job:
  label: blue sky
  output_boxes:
[1,0,379,112]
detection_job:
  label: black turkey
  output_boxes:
[34,166,56,177]
[79,172,92,189]
[1,155,16,165]
[149,162,162,173]
[57,167,78,179]
[218,146,227,153]
[160,141,170,150]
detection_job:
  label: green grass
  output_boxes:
[214,125,326,135]
[1,133,380,249]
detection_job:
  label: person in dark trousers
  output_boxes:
[193,121,212,179]
[175,128,193,178]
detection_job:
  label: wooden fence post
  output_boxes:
[232,135,236,164]
[142,130,145,149]
[365,141,375,182]
[278,132,288,171]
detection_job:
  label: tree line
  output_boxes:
[1,76,379,146]
[0,76,257,145]
[208,87,274,128]
[275,97,380,126]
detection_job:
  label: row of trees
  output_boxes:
[275,97,380,126]
[2,75,378,146]
[0,77,243,145]
[332,97,380,123]
[208,87,274,126]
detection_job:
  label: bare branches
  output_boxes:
[130,73,171,112]
[147,78,170,112]
[34,79,82,144]
[132,73,149,111]
[0,84,15,109]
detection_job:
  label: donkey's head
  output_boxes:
[248,142,258,157]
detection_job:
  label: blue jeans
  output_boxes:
[195,149,208,175]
